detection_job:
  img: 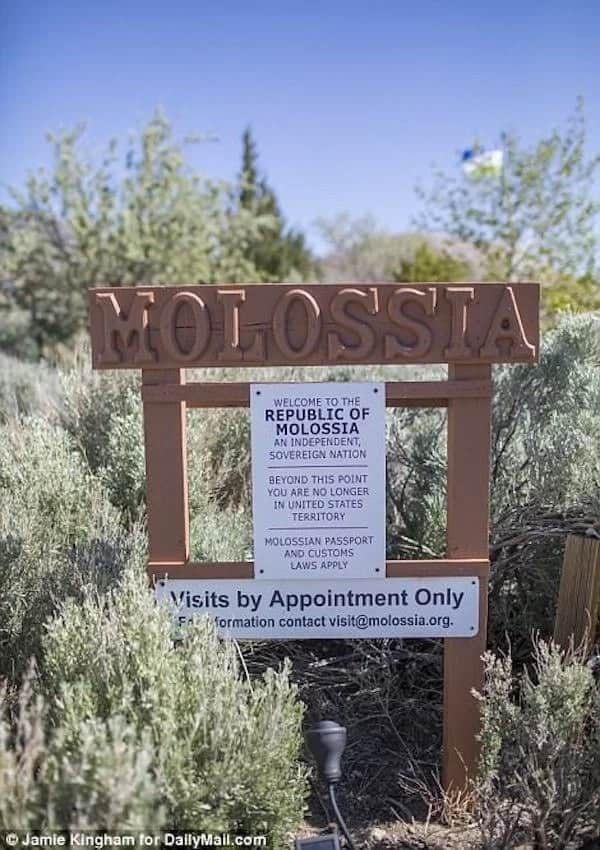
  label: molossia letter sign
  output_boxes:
[88,283,539,368]
[251,382,386,579]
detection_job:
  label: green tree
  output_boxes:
[237,127,314,281]
[392,240,470,283]
[417,100,600,311]
[0,113,273,357]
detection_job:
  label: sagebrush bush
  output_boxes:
[0,678,164,830]
[0,351,61,422]
[0,416,131,678]
[488,313,600,656]
[38,569,307,842]
[60,354,147,522]
[0,417,120,543]
[58,353,226,527]
[474,637,600,849]
[0,308,40,361]
[386,405,447,559]
[190,502,253,562]
[189,409,252,512]
[491,312,600,512]
[0,364,306,840]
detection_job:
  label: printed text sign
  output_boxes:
[156,577,480,639]
[251,382,386,579]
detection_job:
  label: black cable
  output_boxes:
[327,783,358,850]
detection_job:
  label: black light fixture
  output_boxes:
[305,721,357,850]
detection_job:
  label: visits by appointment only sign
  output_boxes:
[251,382,385,580]
[155,577,480,639]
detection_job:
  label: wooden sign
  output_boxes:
[88,283,539,369]
[88,281,540,795]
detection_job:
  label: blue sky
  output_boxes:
[1,0,599,251]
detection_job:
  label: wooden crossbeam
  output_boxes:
[148,558,490,581]
[142,379,492,408]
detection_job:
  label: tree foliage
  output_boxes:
[237,127,314,281]
[417,99,600,311]
[0,114,277,356]
[316,212,477,283]
[392,240,470,283]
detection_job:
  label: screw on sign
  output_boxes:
[87,281,540,792]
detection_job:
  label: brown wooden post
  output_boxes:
[443,363,491,791]
[554,533,600,650]
[142,369,189,572]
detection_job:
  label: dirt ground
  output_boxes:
[297,821,481,849]
[300,781,482,850]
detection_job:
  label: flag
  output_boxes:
[461,148,503,178]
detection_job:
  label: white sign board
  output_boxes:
[250,382,386,579]
[156,578,479,639]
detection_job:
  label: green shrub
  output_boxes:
[189,409,252,512]
[0,416,130,679]
[488,313,600,656]
[0,676,164,830]
[39,569,307,842]
[386,405,447,559]
[0,352,61,422]
[492,312,600,513]
[0,307,40,361]
[473,637,600,849]
[190,503,253,562]
[0,417,119,543]
[60,356,147,522]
